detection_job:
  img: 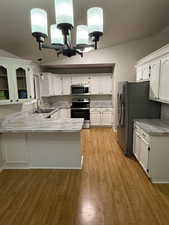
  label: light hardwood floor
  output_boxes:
[0,128,169,225]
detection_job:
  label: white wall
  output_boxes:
[0,49,20,58]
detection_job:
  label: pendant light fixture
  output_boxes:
[30,0,103,58]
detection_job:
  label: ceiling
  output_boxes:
[0,0,169,63]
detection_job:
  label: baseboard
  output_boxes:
[2,156,84,171]
[152,181,169,184]
[2,157,84,170]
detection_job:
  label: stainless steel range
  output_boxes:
[71,98,90,128]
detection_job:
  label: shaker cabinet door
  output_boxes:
[133,132,141,161]
[159,55,169,103]
[0,63,14,104]
[149,60,160,100]
[142,64,150,81]
[62,76,72,95]
[101,109,112,126]
[139,137,149,174]
[136,66,143,81]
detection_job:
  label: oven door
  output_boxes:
[71,108,90,120]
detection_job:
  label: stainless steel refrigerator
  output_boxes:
[117,81,161,157]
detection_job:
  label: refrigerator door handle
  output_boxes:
[121,103,125,126]
[118,94,122,126]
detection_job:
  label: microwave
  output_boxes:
[71,85,89,95]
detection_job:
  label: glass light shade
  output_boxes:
[87,7,103,34]
[31,8,48,36]
[76,25,89,45]
[55,0,74,26]
[50,24,64,45]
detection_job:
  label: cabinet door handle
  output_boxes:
[10,100,13,103]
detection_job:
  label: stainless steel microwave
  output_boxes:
[71,85,89,95]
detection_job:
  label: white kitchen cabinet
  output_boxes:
[134,130,149,174]
[102,108,113,126]
[136,44,169,104]
[90,108,113,126]
[13,64,34,102]
[62,76,72,95]
[99,74,112,94]
[142,64,150,81]
[90,74,112,95]
[0,62,14,104]
[133,122,169,183]
[90,108,101,126]
[136,64,150,81]
[159,55,169,103]
[40,73,52,96]
[149,59,161,100]
[90,75,100,94]
[71,75,89,85]
[40,73,62,96]
[0,57,34,104]
[53,75,62,96]
[136,66,143,81]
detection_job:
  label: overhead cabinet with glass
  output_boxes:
[0,57,34,105]
[136,44,169,104]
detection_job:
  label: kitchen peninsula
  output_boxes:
[0,111,84,170]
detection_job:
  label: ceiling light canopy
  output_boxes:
[30,0,103,58]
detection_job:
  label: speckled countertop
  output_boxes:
[134,119,169,136]
[0,110,84,133]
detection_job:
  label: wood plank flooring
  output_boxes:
[0,128,169,225]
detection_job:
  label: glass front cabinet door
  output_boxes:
[0,63,15,104]
[14,64,34,103]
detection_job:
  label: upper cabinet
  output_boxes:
[72,75,90,86]
[0,65,11,103]
[136,64,150,81]
[0,58,34,105]
[136,44,169,104]
[40,73,113,97]
[149,59,161,100]
[90,74,112,95]
[158,55,169,102]
[62,76,72,95]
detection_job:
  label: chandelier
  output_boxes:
[30,0,103,58]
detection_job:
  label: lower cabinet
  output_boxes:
[133,127,149,174]
[133,123,169,183]
[90,108,113,127]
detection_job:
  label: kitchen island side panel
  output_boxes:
[1,132,82,169]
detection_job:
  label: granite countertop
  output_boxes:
[0,111,84,133]
[134,119,169,136]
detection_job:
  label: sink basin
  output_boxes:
[34,108,55,114]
